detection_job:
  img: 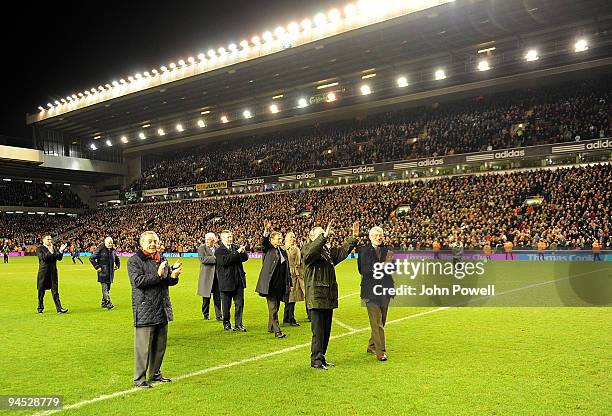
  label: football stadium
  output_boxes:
[1,0,611,414]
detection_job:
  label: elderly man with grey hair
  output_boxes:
[197,232,222,320]
[357,226,395,362]
[90,236,120,309]
[127,231,183,388]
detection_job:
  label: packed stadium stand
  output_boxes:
[130,76,611,191]
[0,180,86,208]
[2,164,609,253]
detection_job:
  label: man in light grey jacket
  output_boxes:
[197,232,222,320]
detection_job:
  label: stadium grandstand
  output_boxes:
[1,1,610,414]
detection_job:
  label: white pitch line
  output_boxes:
[32,269,606,415]
[333,318,357,332]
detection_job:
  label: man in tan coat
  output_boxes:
[283,231,307,324]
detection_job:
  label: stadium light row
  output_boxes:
[89,38,591,150]
[37,0,458,114]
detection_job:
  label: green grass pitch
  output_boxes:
[0,257,609,415]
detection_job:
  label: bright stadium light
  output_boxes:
[240,40,250,50]
[24,180,32,183]
[38,106,44,111]
[47,103,53,109]
[251,35,261,46]
[197,119,206,128]
[262,31,273,43]
[158,128,166,136]
[326,92,337,102]
[228,43,237,53]
[270,104,279,114]
[176,123,184,132]
[134,73,142,80]
[90,143,97,150]
[435,69,446,80]
[220,115,229,123]
[127,77,134,83]
[301,18,312,31]
[217,47,226,56]
[207,49,216,59]
[274,26,286,39]
[243,110,252,119]
[314,13,327,27]
[397,76,408,87]
[139,132,146,140]
[121,136,128,144]
[478,59,491,71]
[112,80,119,87]
[525,49,539,61]
[298,97,308,108]
[574,39,588,52]
[169,62,177,70]
[288,22,300,34]
[120,79,127,84]
[54,100,60,105]
[360,84,372,95]
[344,3,357,17]
[197,53,206,61]
[105,139,112,147]
[328,8,342,23]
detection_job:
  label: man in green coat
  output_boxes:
[302,219,359,370]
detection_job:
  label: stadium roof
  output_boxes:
[27,0,612,156]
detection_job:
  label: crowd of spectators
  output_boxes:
[4,164,607,253]
[128,76,611,191]
[0,181,86,209]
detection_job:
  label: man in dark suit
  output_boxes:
[215,230,248,332]
[90,237,121,309]
[255,221,291,338]
[127,231,182,388]
[357,226,395,362]
[36,235,69,314]
[197,233,222,320]
[303,220,359,370]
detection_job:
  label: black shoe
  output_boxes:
[224,324,232,331]
[275,332,287,338]
[311,363,328,371]
[323,361,335,367]
[57,308,69,314]
[203,316,210,320]
[37,309,43,314]
[290,321,301,327]
[216,317,223,321]
[134,381,152,388]
[106,303,115,310]
[233,325,247,332]
[149,374,172,383]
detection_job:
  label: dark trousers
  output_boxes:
[134,323,168,383]
[221,287,244,327]
[101,282,112,306]
[505,252,514,260]
[267,297,281,333]
[72,255,83,264]
[3,254,8,263]
[202,277,222,319]
[37,279,62,312]
[310,308,333,366]
[433,252,440,260]
[594,253,601,261]
[538,253,545,260]
[283,301,296,323]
